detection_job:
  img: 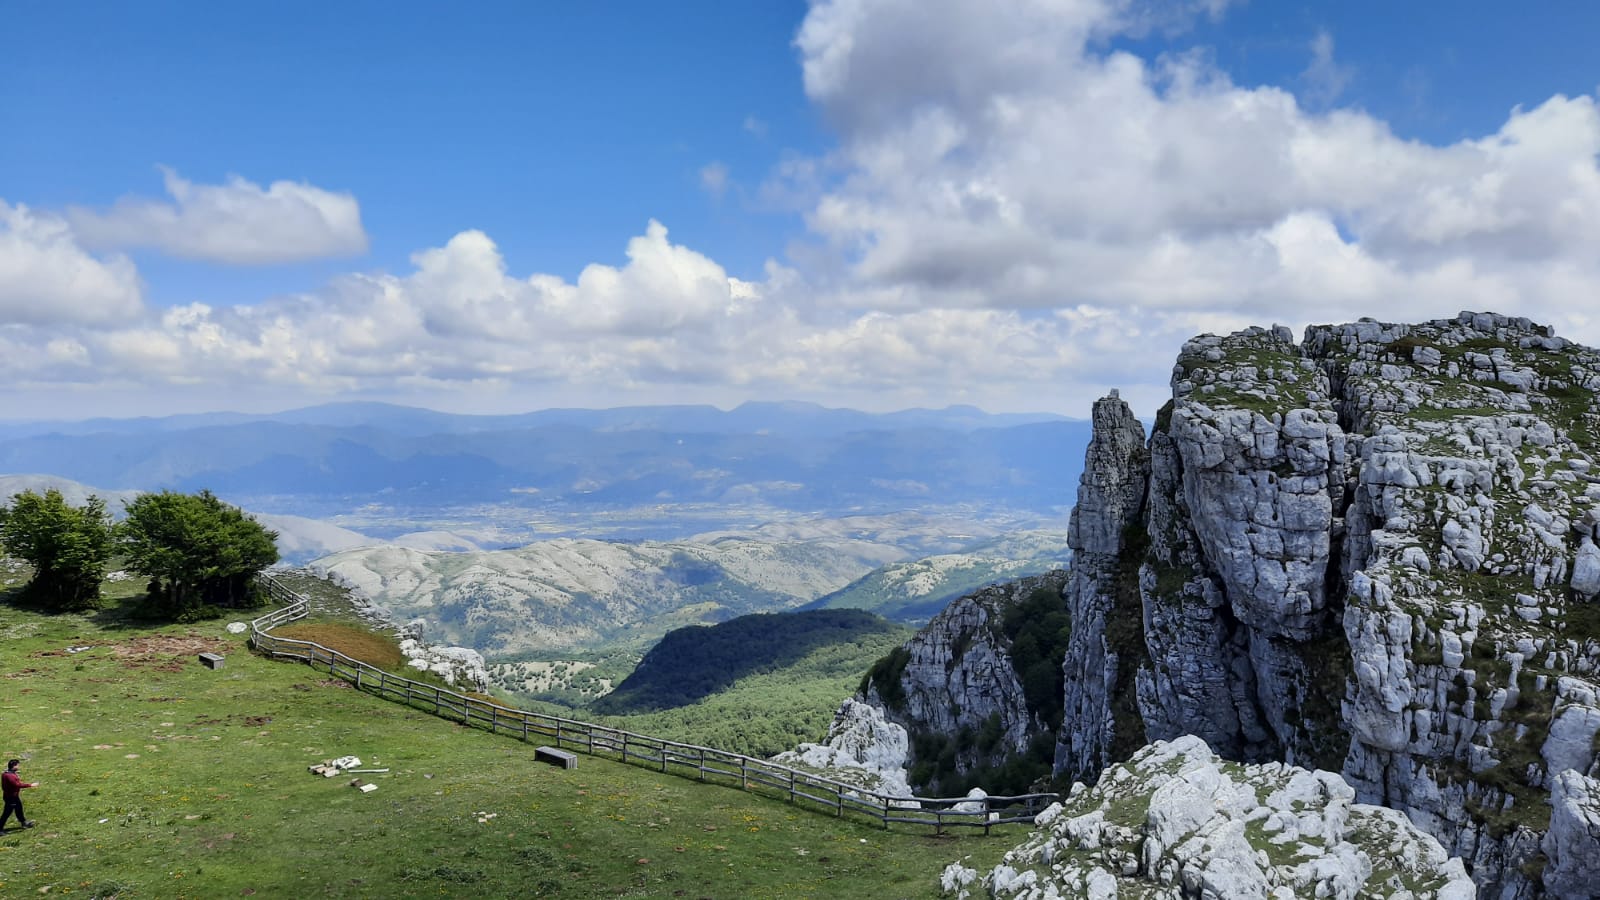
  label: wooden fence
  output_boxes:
[249,573,1059,833]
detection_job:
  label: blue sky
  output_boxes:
[3,0,1600,419]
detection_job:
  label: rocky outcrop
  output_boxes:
[1542,770,1600,898]
[943,735,1476,900]
[1056,392,1150,779]
[861,571,1070,792]
[397,628,490,690]
[1058,312,1600,897]
[879,312,1600,894]
[770,698,914,797]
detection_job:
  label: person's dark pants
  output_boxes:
[0,797,25,829]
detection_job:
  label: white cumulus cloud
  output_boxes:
[67,167,368,265]
[778,0,1600,403]
[0,201,143,325]
[9,0,1600,420]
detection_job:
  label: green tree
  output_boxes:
[119,490,279,618]
[0,489,114,611]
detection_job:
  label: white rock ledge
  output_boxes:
[944,736,1476,900]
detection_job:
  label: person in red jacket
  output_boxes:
[1,758,38,831]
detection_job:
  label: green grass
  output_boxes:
[592,627,913,759]
[0,592,1012,898]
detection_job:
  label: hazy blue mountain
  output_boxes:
[0,400,1068,441]
[0,403,1089,522]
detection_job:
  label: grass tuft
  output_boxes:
[273,621,406,670]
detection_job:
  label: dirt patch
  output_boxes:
[112,633,229,668]
[4,668,42,678]
[290,679,354,692]
[190,713,272,727]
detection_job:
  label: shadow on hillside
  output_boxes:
[86,599,150,631]
[0,585,135,632]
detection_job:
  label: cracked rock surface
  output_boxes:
[943,736,1475,900]
[873,312,1599,896]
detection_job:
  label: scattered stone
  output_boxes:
[943,737,1474,900]
[770,699,913,798]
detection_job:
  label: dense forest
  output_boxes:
[591,609,904,715]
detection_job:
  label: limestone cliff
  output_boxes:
[865,312,1600,896]
[1054,312,1600,897]
[860,571,1071,795]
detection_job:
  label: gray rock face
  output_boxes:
[1056,394,1149,780]
[770,698,914,798]
[1065,312,1600,896]
[862,572,1069,781]
[1542,770,1600,899]
[943,736,1476,900]
[874,312,1598,894]
[397,633,490,690]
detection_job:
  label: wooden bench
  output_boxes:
[198,652,225,670]
[535,746,577,769]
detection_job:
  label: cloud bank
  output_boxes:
[4,0,1600,418]
[67,168,368,265]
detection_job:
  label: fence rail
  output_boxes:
[248,573,1059,833]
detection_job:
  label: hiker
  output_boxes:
[1,758,38,831]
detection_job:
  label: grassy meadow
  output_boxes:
[0,575,1014,898]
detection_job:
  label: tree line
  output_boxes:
[0,488,279,620]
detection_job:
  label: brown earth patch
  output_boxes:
[111,633,230,670]
[271,623,404,669]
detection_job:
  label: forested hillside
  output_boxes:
[592,609,904,714]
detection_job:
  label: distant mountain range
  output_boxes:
[312,534,910,656]
[801,530,1071,623]
[309,523,1072,658]
[1,402,1090,656]
[0,400,1070,441]
[0,400,1090,550]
